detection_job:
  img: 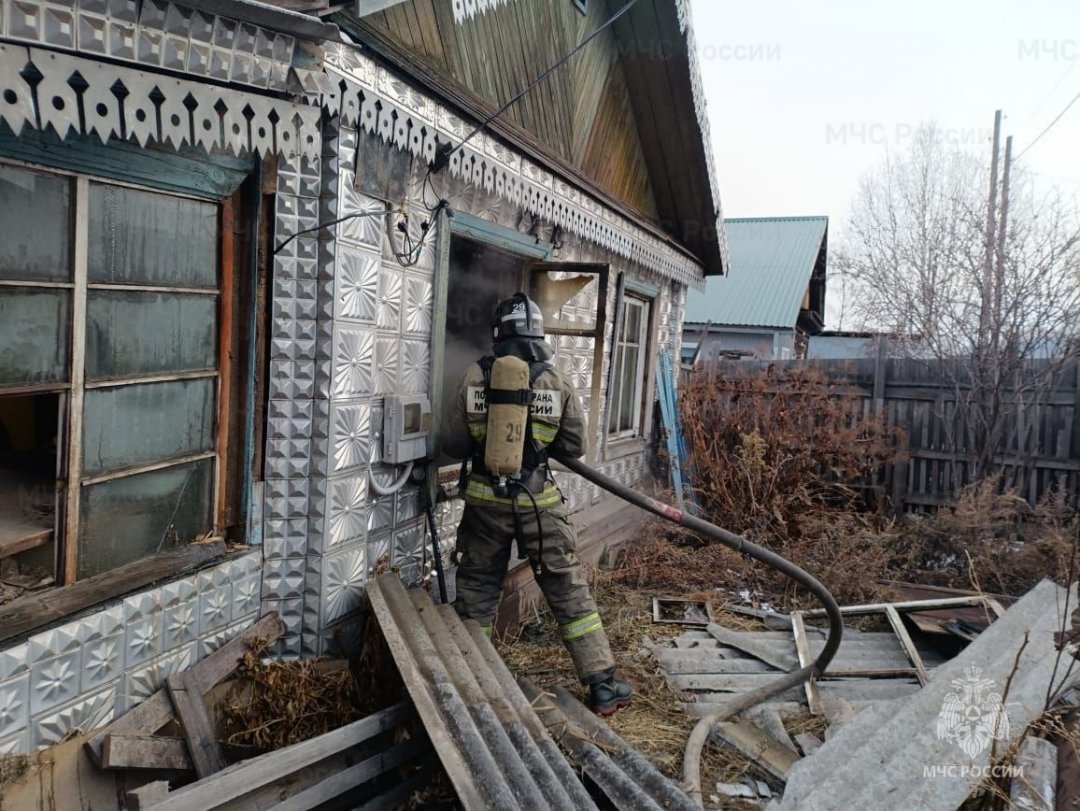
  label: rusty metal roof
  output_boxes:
[366,574,696,810]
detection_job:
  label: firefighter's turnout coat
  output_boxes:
[443,359,616,682]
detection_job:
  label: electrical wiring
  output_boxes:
[1017,87,1080,160]
[272,209,397,255]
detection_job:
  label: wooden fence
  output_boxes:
[700,357,1080,512]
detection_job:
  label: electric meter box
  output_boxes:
[382,394,432,464]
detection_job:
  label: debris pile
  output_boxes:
[365,573,698,810]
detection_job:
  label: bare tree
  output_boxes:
[836,123,1080,489]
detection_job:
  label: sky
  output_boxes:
[689,0,1080,325]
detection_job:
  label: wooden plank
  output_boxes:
[706,625,799,672]
[712,721,800,783]
[102,734,190,771]
[168,670,228,778]
[146,702,415,811]
[802,595,993,618]
[86,611,283,766]
[355,761,438,811]
[127,781,171,811]
[267,733,431,811]
[1,540,228,644]
[790,613,822,715]
[0,518,51,558]
[214,195,236,532]
[884,605,930,686]
[62,176,89,584]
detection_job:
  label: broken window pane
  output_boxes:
[77,458,213,578]
[85,291,217,380]
[88,184,218,288]
[81,378,215,475]
[0,289,70,388]
[0,165,71,281]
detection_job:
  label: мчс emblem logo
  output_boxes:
[935,666,1010,758]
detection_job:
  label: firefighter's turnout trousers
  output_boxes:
[454,500,616,682]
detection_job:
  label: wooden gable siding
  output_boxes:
[365,0,659,219]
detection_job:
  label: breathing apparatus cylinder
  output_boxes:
[484,355,530,497]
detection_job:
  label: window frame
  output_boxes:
[0,157,242,585]
[526,261,609,462]
[605,275,659,449]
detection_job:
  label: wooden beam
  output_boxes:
[0,540,228,644]
[145,702,415,811]
[884,605,930,686]
[790,613,822,715]
[268,733,430,811]
[101,735,190,771]
[62,176,89,584]
[802,595,994,618]
[167,670,228,778]
[86,611,283,766]
[214,195,236,532]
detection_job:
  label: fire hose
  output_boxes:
[552,454,844,806]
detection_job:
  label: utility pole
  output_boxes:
[993,134,1013,356]
[980,110,1002,357]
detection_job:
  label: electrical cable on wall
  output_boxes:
[272,209,397,255]
[368,461,414,496]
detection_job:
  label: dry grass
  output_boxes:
[0,753,30,792]
[217,653,366,751]
[892,479,1079,596]
[495,562,804,805]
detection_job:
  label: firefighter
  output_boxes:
[443,293,633,715]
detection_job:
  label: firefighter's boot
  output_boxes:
[586,669,633,716]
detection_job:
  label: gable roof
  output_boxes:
[338,0,726,276]
[684,216,828,329]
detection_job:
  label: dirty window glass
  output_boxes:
[0,288,70,387]
[88,184,218,287]
[0,165,71,281]
[78,458,214,578]
[85,291,217,380]
[81,378,215,475]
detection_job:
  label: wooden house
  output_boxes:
[0,0,724,753]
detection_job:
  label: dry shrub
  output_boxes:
[681,364,903,543]
[893,478,1078,595]
[673,365,904,606]
[217,654,364,751]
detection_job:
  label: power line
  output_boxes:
[1025,53,1079,125]
[1016,86,1080,160]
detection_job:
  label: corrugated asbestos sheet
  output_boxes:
[773,579,1079,810]
[366,574,696,810]
[684,217,828,329]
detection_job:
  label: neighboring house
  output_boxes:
[682,216,827,362]
[0,0,725,752]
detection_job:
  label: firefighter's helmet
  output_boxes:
[492,293,545,342]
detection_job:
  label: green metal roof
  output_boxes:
[684,217,828,329]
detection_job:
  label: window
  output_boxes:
[0,162,231,584]
[608,292,651,438]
